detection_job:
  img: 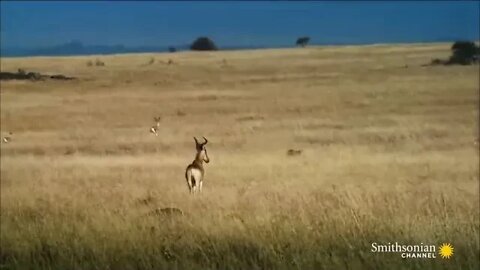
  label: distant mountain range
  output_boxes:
[1,40,189,57]
[1,38,469,57]
[0,40,274,57]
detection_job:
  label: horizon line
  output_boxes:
[1,40,472,59]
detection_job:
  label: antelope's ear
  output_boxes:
[202,137,208,145]
[193,137,199,145]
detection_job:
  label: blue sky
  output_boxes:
[1,1,479,48]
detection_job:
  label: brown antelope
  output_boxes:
[150,117,161,136]
[185,137,210,194]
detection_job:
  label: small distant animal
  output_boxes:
[2,132,13,143]
[287,149,302,156]
[167,59,174,65]
[185,137,210,194]
[150,116,161,136]
[176,110,186,117]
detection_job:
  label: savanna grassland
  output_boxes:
[0,44,479,269]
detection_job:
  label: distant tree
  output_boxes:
[169,46,177,53]
[190,37,218,51]
[296,37,310,47]
[448,41,478,65]
[477,45,480,63]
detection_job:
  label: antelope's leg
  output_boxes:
[186,170,193,193]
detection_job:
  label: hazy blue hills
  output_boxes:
[1,41,189,57]
[1,40,271,57]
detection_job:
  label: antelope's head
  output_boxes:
[153,116,161,127]
[194,137,210,163]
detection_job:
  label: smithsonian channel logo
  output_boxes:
[371,242,454,259]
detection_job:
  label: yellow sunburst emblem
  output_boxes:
[439,243,454,259]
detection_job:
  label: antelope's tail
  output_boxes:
[185,168,196,192]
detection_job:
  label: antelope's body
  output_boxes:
[150,116,161,136]
[185,137,210,194]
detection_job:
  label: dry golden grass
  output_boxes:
[1,43,479,269]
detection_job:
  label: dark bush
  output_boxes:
[168,46,176,53]
[448,41,479,65]
[0,70,74,81]
[426,41,479,66]
[190,37,218,51]
[296,37,310,47]
[0,70,41,81]
[27,72,42,80]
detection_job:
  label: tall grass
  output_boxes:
[1,44,478,269]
